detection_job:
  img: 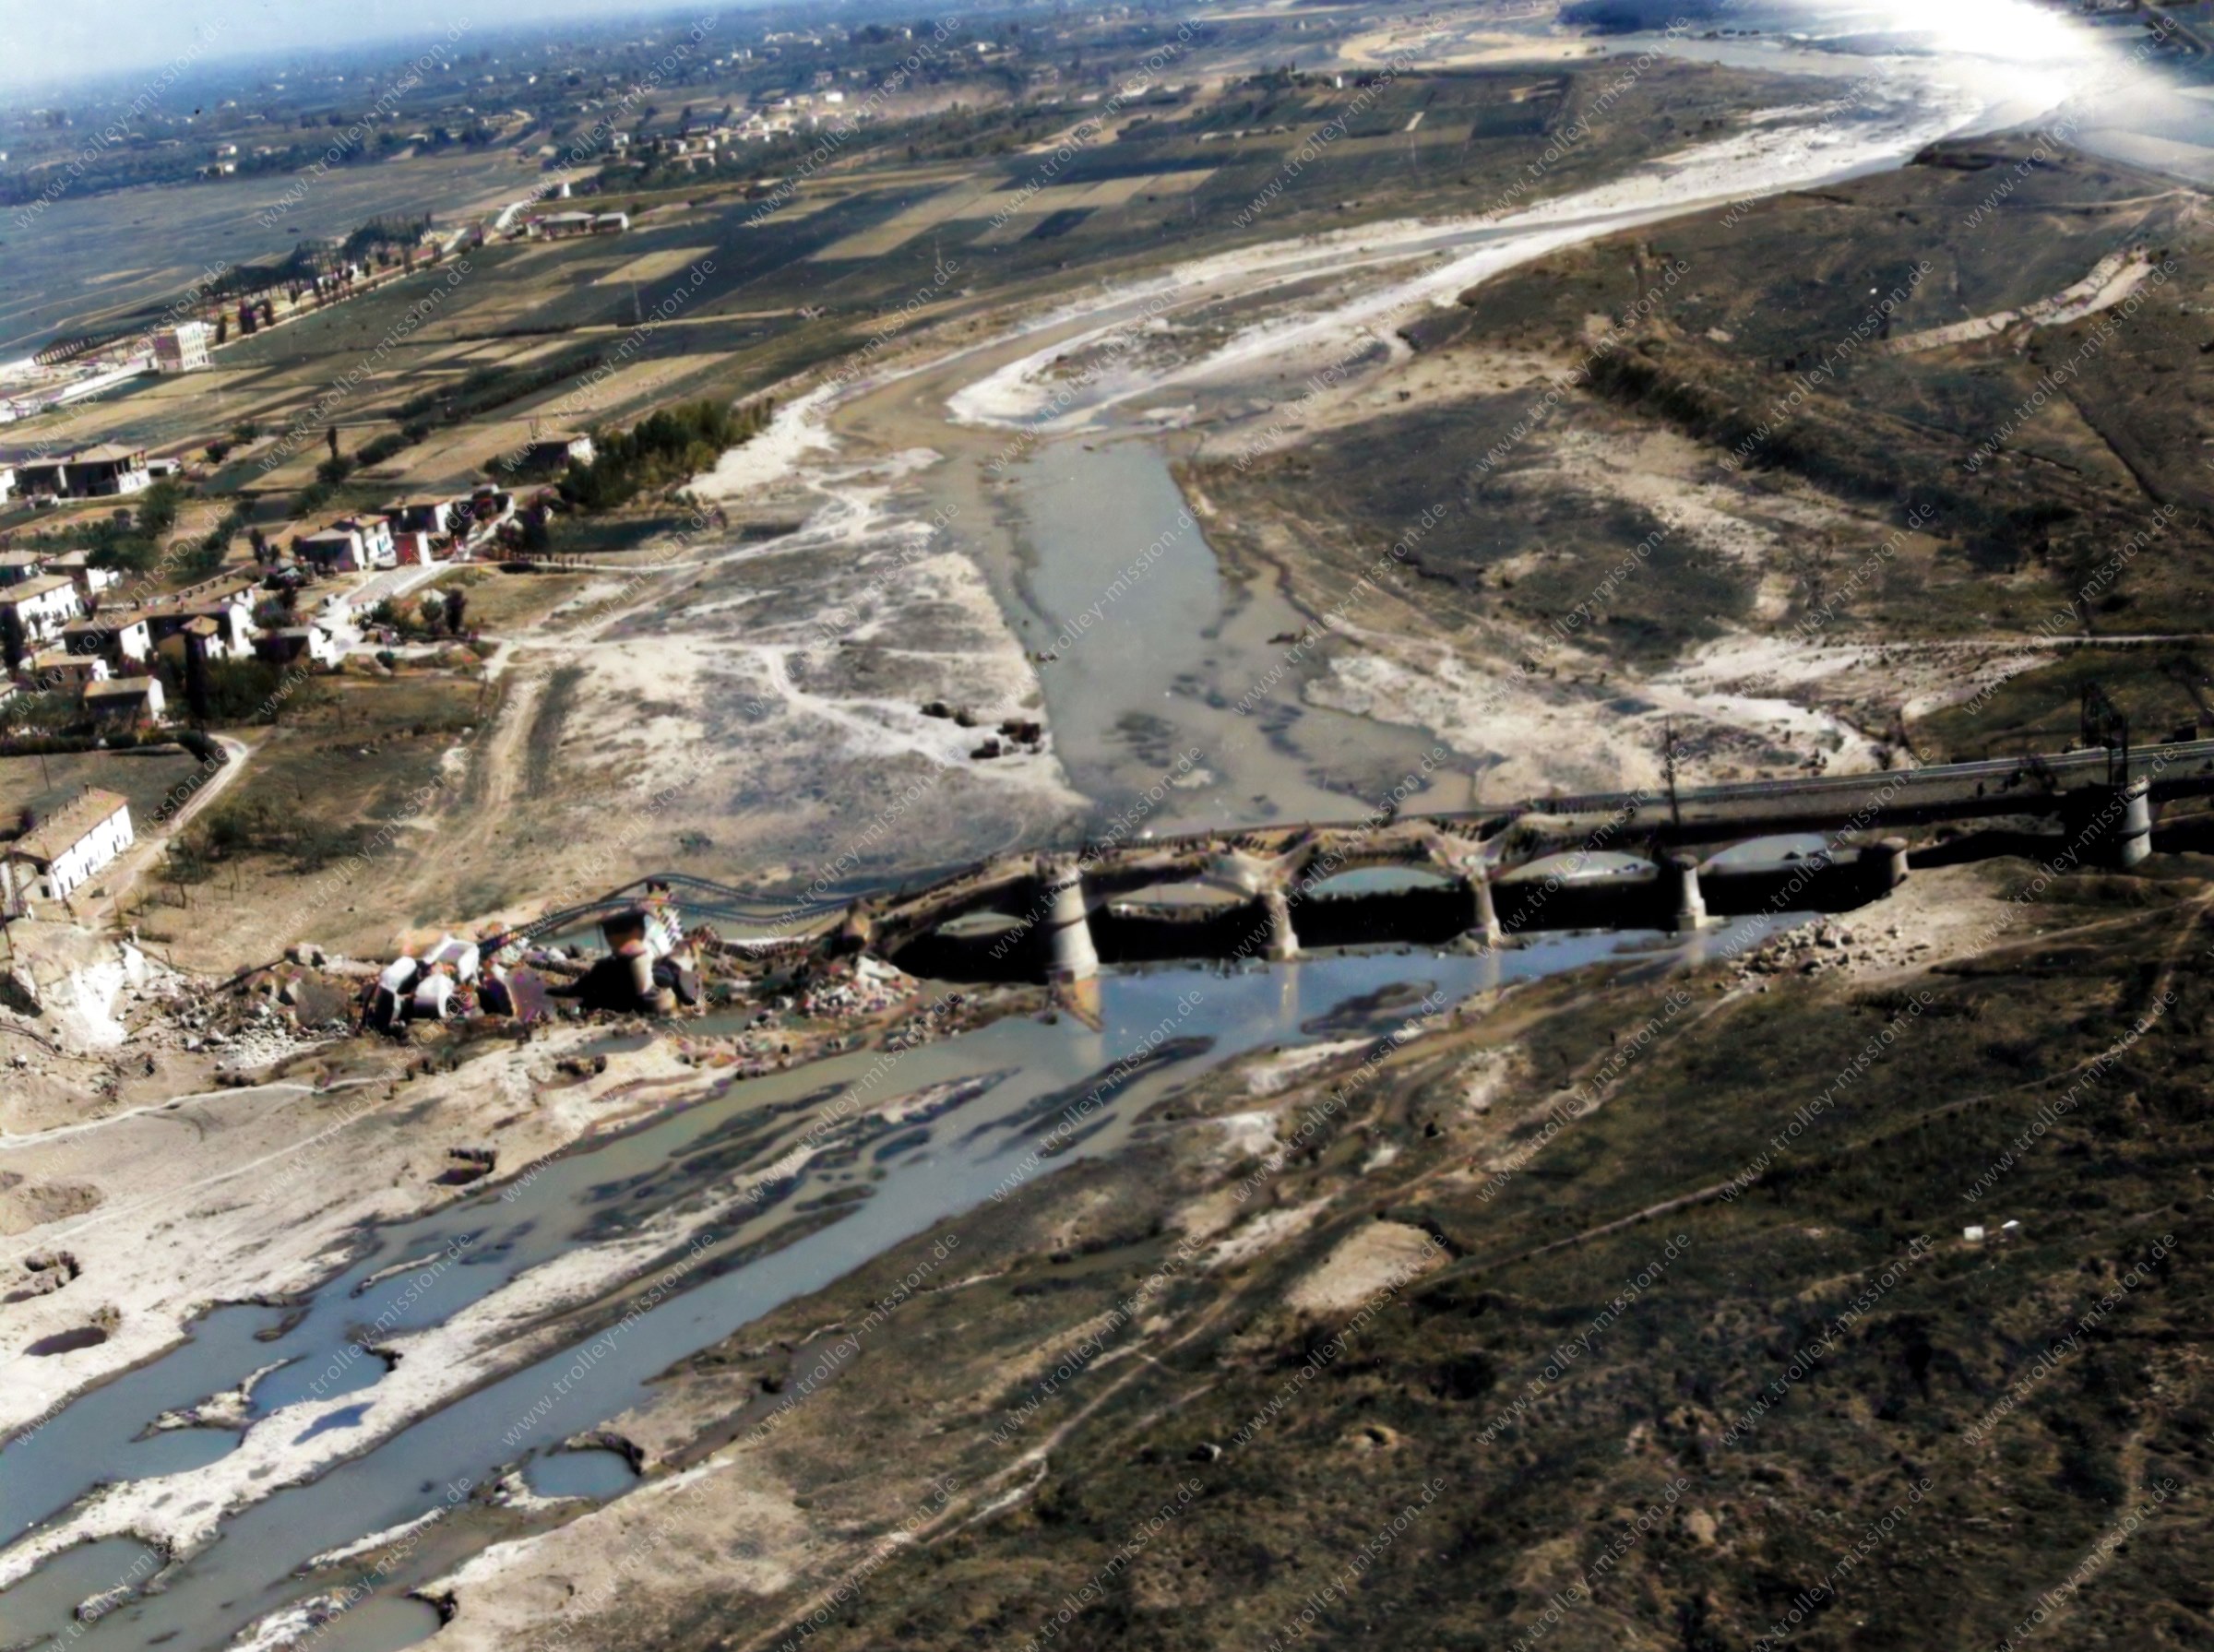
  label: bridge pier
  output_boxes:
[1671,854,1709,933]
[1042,859,1100,983]
[1263,888,1300,962]
[1879,836,1910,890]
[2114,777,2153,869]
[1469,873,1503,945]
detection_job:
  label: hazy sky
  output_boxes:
[0,0,739,97]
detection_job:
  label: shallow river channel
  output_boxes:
[3,939,1694,1652]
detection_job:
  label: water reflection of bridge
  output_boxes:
[867,741,2214,982]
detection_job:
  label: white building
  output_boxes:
[27,648,107,688]
[0,548,53,587]
[151,321,215,374]
[64,615,153,665]
[254,623,343,669]
[339,515,397,567]
[4,788,135,907]
[0,576,85,647]
[49,550,122,599]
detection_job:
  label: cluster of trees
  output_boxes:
[176,791,363,877]
[365,586,470,642]
[559,398,773,510]
[166,656,332,727]
[18,483,240,580]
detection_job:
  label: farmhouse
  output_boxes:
[0,549,54,587]
[296,527,364,574]
[254,623,343,669]
[11,444,152,499]
[64,614,153,665]
[0,576,86,648]
[393,496,459,536]
[26,648,107,689]
[49,549,122,599]
[520,431,595,470]
[2,788,135,908]
[81,674,166,728]
[338,515,397,567]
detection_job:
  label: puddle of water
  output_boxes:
[1704,833,1832,868]
[523,1448,638,1501]
[0,1538,161,1633]
[298,1593,445,1652]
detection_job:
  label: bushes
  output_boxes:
[182,796,366,874]
[0,728,162,755]
[356,431,411,467]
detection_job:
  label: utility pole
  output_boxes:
[1662,719,1682,829]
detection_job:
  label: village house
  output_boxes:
[520,431,595,470]
[49,549,123,600]
[64,614,153,665]
[11,444,152,499]
[338,515,398,567]
[296,527,364,574]
[394,529,437,565]
[26,648,108,689]
[0,575,86,648]
[125,575,260,656]
[0,548,54,587]
[81,674,166,729]
[174,613,232,663]
[254,622,344,669]
[393,496,458,537]
[2,788,135,909]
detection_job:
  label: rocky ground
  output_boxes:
[381,853,2214,1652]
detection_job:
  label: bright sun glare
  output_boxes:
[1854,0,2100,65]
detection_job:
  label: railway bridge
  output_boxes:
[859,739,2214,982]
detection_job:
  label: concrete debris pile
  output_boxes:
[795,954,911,1019]
[161,959,359,1073]
[1732,919,1934,989]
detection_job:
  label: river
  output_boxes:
[8,4,2206,1646]
[3,936,1685,1651]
